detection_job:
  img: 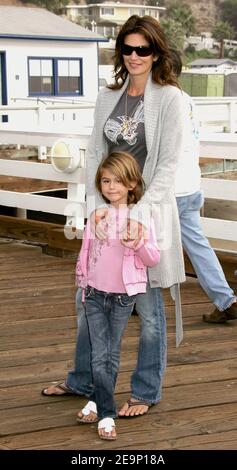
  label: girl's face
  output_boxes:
[122,33,158,80]
[100,168,135,208]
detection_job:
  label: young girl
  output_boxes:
[76,151,160,440]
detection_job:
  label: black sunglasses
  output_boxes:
[121,44,153,57]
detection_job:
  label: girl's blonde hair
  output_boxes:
[95,151,145,205]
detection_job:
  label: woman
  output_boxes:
[42,15,185,419]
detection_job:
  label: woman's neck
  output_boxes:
[127,76,147,96]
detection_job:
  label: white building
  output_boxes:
[187,59,237,74]
[64,2,165,37]
[0,5,107,113]
[184,33,215,52]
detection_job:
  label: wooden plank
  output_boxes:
[48,227,82,251]
[1,240,237,450]
[0,215,60,244]
[1,398,237,449]
[205,199,237,222]
[0,175,66,192]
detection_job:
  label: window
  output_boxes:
[57,60,81,94]
[101,7,114,16]
[28,58,82,96]
[29,59,53,94]
[129,8,139,15]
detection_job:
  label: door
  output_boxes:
[0,52,8,122]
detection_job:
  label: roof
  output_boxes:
[0,6,107,41]
[66,2,165,10]
[188,58,237,67]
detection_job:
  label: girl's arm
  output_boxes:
[122,219,160,268]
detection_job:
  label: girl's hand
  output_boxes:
[122,220,148,248]
[90,208,108,240]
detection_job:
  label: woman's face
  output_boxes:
[122,33,158,80]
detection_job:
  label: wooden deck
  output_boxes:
[1,238,237,451]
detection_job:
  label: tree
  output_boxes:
[212,21,235,58]
[145,0,165,5]
[160,17,184,50]
[166,1,196,37]
[220,0,237,38]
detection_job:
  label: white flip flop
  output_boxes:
[77,400,98,424]
[98,417,117,440]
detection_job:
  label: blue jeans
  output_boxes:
[66,284,166,404]
[84,287,136,419]
[176,190,236,311]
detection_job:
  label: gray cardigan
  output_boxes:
[86,74,185,288]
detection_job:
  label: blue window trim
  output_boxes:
[0,34,108,43]
[0,51,8,122]
[28,56,83,97]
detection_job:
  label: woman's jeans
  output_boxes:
[66,284,167,404]
[176,190,236,311]
[84,287,135,419]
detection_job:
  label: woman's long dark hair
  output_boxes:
[108,15,179,90]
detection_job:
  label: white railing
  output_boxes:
[0,130,237,252]
[200,132,237,252]
[194,97,237,133]
[0,132,88,231]
[0,100,95,135]
[0,96,237,135]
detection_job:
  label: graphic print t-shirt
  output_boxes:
[104,91,147,171]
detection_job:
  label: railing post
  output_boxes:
[38,146,47,161]
[65,182,85,232]
[228,101,236,133]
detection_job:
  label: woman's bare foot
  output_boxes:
[118,398,151,417]
[41,382,74,396]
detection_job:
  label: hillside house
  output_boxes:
[64,1,165,38]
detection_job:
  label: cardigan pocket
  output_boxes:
[134,255,147,282]
[134,254,145,269]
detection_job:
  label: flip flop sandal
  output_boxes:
[98,417,117,440]
[77,400,98,424]
[119,399,153,418]
[41,382,75,396]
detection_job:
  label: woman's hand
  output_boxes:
[90,207,108,240]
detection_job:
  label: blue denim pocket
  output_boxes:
[188,190,204,211]
[85,286,95,299]
[116,294,136,308]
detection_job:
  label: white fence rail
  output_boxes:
[0,133,88,230]
[1,97,237,134]
[200,133,237,250]
[194,97,237,133]
[0,129,237,251]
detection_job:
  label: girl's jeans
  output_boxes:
[84,287,136,419]
[66,284,167,404]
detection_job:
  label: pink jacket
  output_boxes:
[76,219,160,299]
